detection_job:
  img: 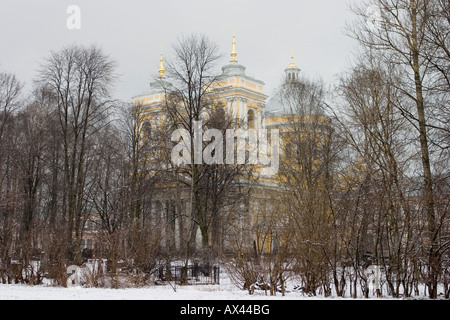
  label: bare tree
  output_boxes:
[163,34,222,253]
[0,69,23,283]
[334,56,418,297]
[36,44,117,264]
[0,70,23,142]
[13,101,48,281]
[424,0,450,152]
[271,75,336,296]
[116,101,172,278]
[347,0,449,299]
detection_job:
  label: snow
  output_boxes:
[0,273,305,300]
[0,266,428,300]
[0,271,337,300]
[0,278,397,301]
[0,283,432,320]
[0,283,290,300]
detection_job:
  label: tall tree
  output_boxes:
[348,0,449,299]
[334,56,421,297]
[14,102,47,270]
[163,34,222,251]
[37,44,116,264]
[0,69,23,282]
[273,75,335,296]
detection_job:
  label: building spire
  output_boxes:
[158,46,165,79]
[289,48,298,68]
[230,27,238,62]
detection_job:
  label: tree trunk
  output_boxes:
[410,0,438,299]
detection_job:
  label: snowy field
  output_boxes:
[0,283,402,301]
[1,274,437,320]
[0,270,363,301]
[0,273,321,301]
[0,282,306,300]
[0,276,394,301]
[0,267,436,301]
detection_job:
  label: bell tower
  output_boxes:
[285,53,300,83]
[213,29,267,132]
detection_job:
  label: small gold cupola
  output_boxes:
[288,48,298,68]
[285,50,300,83]
[289,55,298,68]
[158,46,165,79]
[230,27,238,62]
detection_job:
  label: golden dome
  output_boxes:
[288,55,298,68]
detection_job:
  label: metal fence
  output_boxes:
[156,264,220,285]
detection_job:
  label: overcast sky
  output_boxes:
[0,0,361,101]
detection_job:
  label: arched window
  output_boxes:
[142,121,152,145]
[247,109,256,130]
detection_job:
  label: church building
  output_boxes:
[129,32,330,256]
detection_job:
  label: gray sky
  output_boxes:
[0,0,360,101]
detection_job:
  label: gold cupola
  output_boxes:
[288,55,298,68]
[158,46,165,79]
[285,50,300,83]
[230,28,238,62]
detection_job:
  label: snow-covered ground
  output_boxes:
[0,273,310,300]
[0,281,399,300]
[0,271,347,300]
[0,282,432,320]
[0,267,430,300]
[0,283,301,300]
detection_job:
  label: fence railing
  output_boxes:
[156,264,220,285]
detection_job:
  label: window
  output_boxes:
[247,109,256,129]
[142,121,152,145]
